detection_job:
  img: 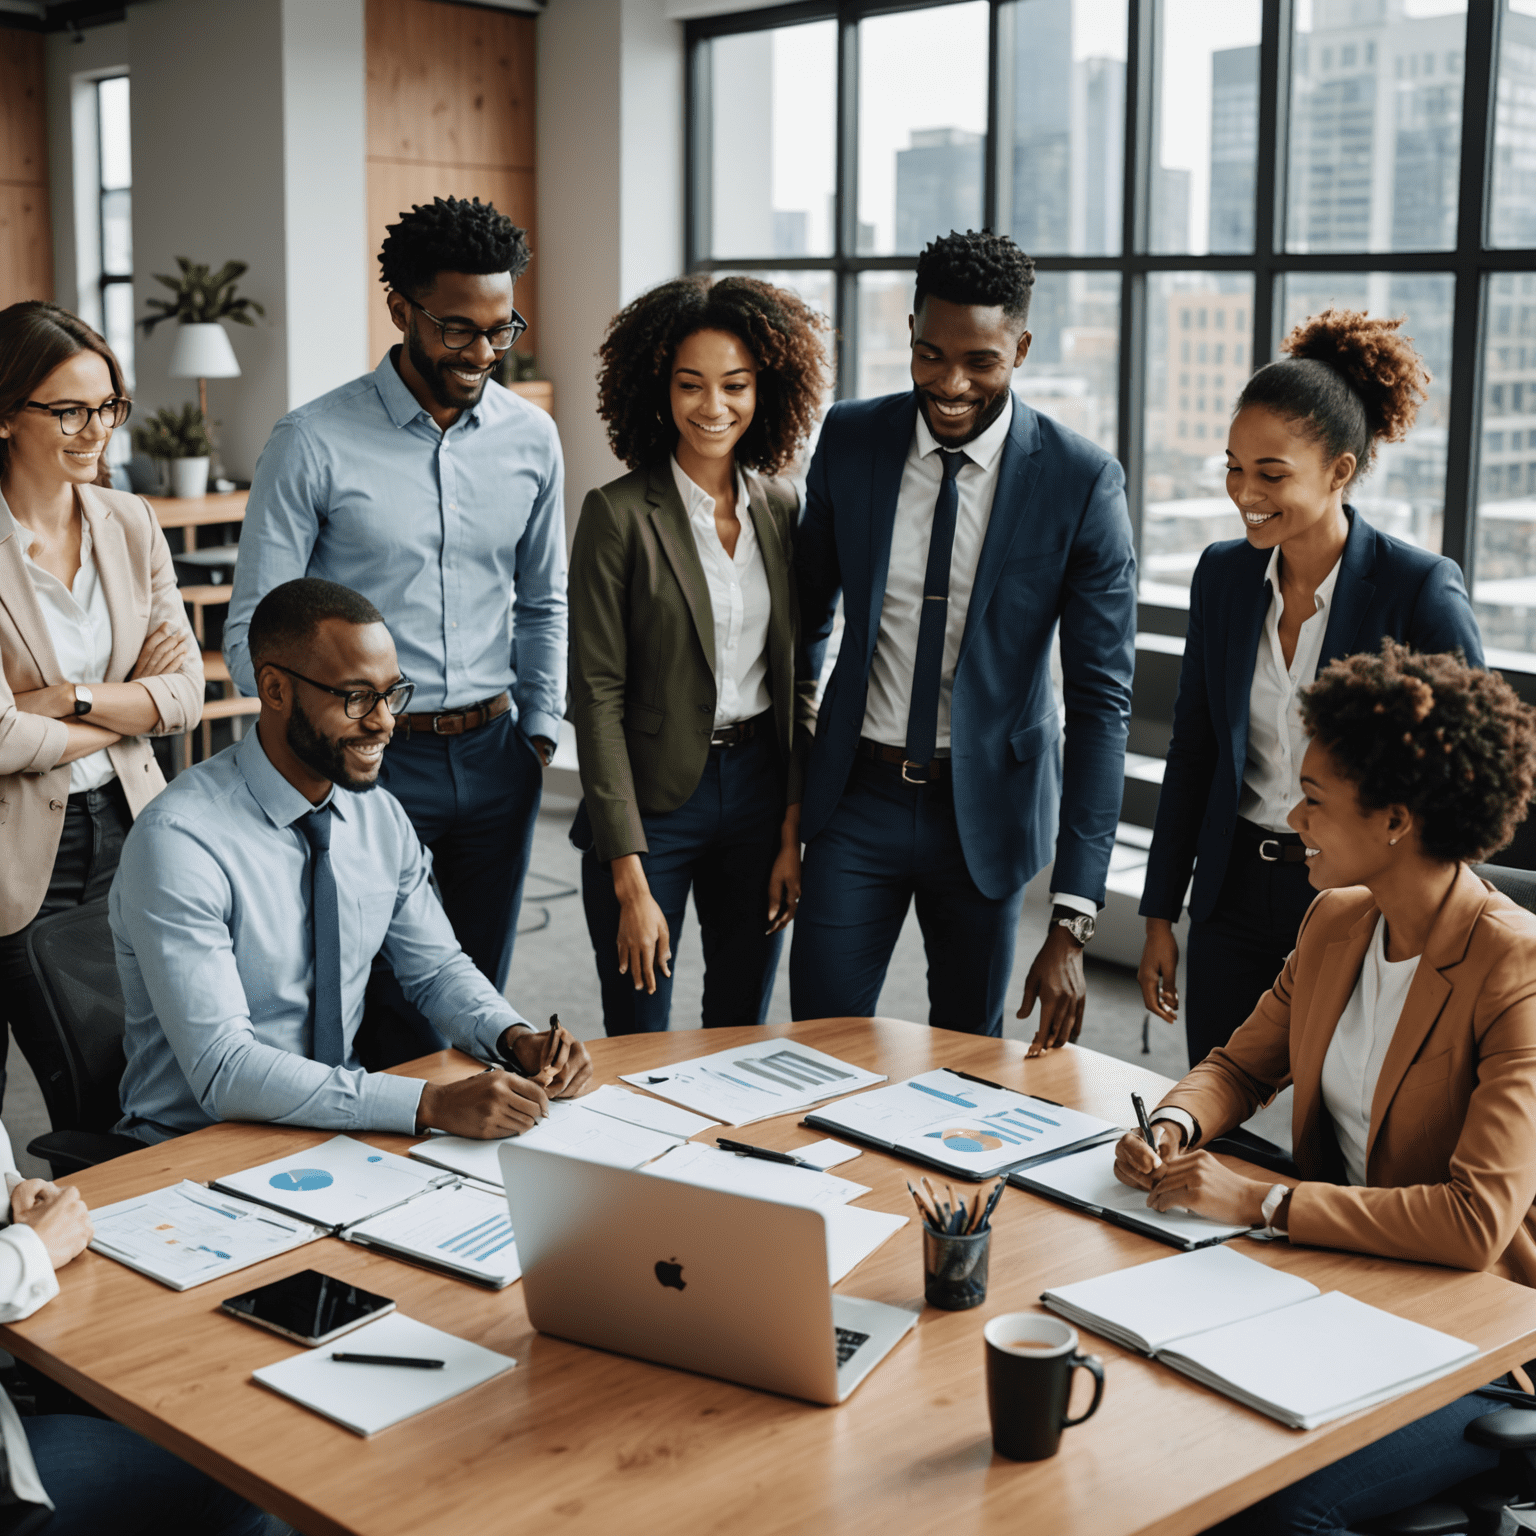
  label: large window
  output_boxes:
[688,0,1536,665]
[96,75,133,387]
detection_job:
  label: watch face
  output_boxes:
[73,686,93,716]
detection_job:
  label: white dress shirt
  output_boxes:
[16,515,115,792]
[1319,918,1420,1187]
[671,457,773,727]
[1238,546,1343,833]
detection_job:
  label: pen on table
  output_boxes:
[331,1353,444,1369]
[715,1138,817,1170]
[1131,1092,1158,1157]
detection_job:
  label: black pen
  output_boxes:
[331,1352,444,1369]
[1131,1092,1157,1153]
[715,1138,818,1170]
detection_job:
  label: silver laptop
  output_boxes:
[500,1142,918,1405]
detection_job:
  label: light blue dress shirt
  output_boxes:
[110,728,527,1142]
[223,350,567,734]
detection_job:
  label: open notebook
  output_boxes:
[1042,1246,1479,1430]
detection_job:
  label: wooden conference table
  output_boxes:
[7,1019,1536,1536]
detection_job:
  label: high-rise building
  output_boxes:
[895,127,984,252]
[1209,45,1258,253]
[1166,291,1249,450]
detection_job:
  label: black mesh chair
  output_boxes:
[1474,863,1536,917]
[21,900,145,1178]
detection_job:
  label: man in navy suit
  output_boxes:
[790,232,1136,1042]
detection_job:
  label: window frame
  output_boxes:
[686,0,1532,655]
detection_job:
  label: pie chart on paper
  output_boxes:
[931,1129,1005,1154]
[268,1169,334,1192]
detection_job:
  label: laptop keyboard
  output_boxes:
[835,1326,870,1366]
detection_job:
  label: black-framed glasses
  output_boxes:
[272,665,415,720]
[24,399,132,435]
[409,300,528,354]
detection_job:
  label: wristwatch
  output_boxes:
[72,685,93,717]
[1051,905,1096,946]
[1260,1183,1289,1235]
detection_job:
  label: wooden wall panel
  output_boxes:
[364,0,538,375]
[0,28,52,307]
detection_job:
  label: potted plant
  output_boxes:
[132,404,214,499]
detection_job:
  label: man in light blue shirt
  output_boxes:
[223,196,565,1065]
[115,577,591,1144]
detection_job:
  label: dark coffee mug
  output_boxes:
[983,1312,1105,1461]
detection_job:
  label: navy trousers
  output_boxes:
[1184,829,1317,1068]
[580,725,784,1035]
[788,757,1024,1036]
[361,710,543,1063]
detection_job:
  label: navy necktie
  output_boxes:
[904,448,967,772]
[300,805,345,1069]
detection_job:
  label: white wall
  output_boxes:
[537,0,685,537]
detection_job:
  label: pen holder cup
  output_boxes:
[923,1223,990,1311]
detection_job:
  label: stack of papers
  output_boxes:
[1042,1246,1478,1429]
[643,1142,906,1285]
[620,1041,884,1126]
[252,1313,515,1436]
[89,1181,321,1290]
[805,1069,1119,1178]
[410,1088,711,1186]
[344,1180,520,1289]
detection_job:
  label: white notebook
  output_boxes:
[1042,1247,1478,1429]
[1010,1142,1252,1250]
[252,1313,516,1436]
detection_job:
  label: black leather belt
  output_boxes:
[856,737,948,784]
[709,709,771,748]
[1236,817,1310,864]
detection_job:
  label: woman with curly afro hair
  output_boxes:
[568,275,829,1033]
[1139,308,1485,1073]
[1116,641,1536,1531]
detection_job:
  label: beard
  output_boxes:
[286,695,383,794]
[405,319,490,412]
[918,385,1012,448]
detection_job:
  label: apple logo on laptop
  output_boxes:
[655,1258,686,1291]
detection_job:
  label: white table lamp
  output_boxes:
[168,321,240,420]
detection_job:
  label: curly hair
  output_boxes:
[377,197,530,298]
[1235,308,1430,482]
[595,275,829,474]
[1299,640,1536,863]
[913,230,1035,324]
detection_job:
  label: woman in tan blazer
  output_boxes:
[1114,640,1536,1534]
[0,302,202,1117]
[570,276,827,1034]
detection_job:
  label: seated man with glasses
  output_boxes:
[111,577,592,1145]
[222,194,567,1073]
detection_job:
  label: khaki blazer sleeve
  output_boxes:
[0,664,68,776]
[761,476,817,808]
[1288,950,1536,1273]
[569,486,647,861]
[129,510,204,735]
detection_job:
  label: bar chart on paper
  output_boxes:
[344,1182,521,1287]
[620,1042,886,1126]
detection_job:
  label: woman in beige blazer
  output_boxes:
[570,276,827,1034]
[1113,640,1536,1534]
[0,302,202,1117]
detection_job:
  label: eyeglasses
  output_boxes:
[24,399,132,435]
[409,301,528,354]
[272,665,416,720]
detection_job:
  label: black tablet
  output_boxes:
[220,1269,395,1347]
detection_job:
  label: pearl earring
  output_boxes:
[1389,837,1399,845]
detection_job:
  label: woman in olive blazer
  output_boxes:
[570,276,828,1034]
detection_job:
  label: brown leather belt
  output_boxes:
[393,690,511,739]
[856,737,948,783]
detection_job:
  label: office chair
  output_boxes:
[21,900,145,1178]
[1473,863,1536,917]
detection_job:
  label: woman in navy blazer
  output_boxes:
[1138,309,1484,1066]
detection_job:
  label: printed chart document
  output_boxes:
[410,1099,681,1187]
[620,1041,884,1126]
[805,1069,1119,1179]
[89,1181,321,1291]
[1041,1247,1477,1429]
[643,1142,905,1283]
[252,1313,515,1436]
[343,1181,519,1289]
[212,1136,447,1231]
[578,1084,717,1139]
[1010,1142,1251,1250]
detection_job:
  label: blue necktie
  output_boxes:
[301,805,345,1069]
[904,448,966,773]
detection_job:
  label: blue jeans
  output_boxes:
[580,726,785,1034]
[788,756,1025,1035]
[23,1414,270,1535]
[1210,1389,1505,1535]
